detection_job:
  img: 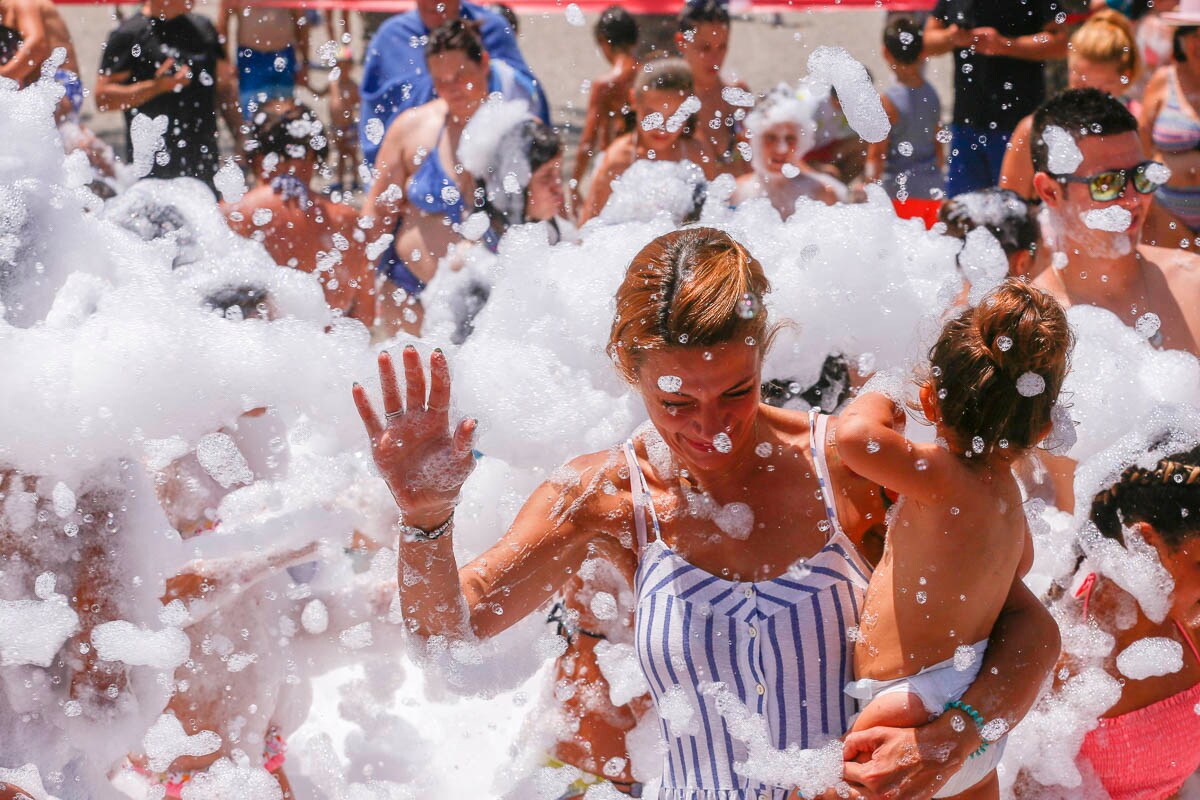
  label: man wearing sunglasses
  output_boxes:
[1031,88,1200,357]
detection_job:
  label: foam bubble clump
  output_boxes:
[6,69,1194,800]
[805,47,890,143]
[1042,125,1084,174]
[1059,308,1200,462]
[0,575,79,667]
[90,620,191,670]
[142,713,222,771]
[1083,206,1132,232]
[1116,637,1183,680]
[958,227,1008,304]
[179,758,283,800]
[705,682,843,796]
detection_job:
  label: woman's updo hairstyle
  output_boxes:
[926,278,1072,456]
[1071,9,1140,82]
[608,227,773,383]
[428,18,486,64]
[1091,444,1200,549]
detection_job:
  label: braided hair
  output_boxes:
[1090,444,1200,548]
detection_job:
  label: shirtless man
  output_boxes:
[1030,88,1200,356]
[674,0,751,177]
[572,6,638,207]
[224,103,373,325]
[218,0,309,119]
[1028,88,1200,512]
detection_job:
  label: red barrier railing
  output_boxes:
[52,0,937,10]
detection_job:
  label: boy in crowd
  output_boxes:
[867,16,943,220]
[218,0,310,119]
[572,6,639,206]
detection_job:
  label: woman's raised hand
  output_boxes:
[353,346,477,530]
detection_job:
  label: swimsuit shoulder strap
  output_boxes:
[1174,617,1200,665]
[622,439,661,550]
[808,409,845,543]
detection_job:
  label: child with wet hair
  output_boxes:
[580,57,715,222]
[939,188,1039,278]
[836,279,1072,798]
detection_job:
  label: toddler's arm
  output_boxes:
[836,391,946,503]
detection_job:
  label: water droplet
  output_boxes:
[916,591,927,604]
[866,439,881,454]
[1135,313,1161,340]
[995,335,1012,352]
[755,442,772,458]
[713,433,732,453]
[915,458,928,471]
[736,293,759,320]
[950,507,960,516]
[972,436,985,453]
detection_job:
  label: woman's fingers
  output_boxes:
[402,344,427,413]
[352,382,382,442]
[427,349,451,421]
[452,417,477,458]
[378,350,403,417]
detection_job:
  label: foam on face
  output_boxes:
[1042,125,1084,175]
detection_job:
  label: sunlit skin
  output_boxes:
[1031,131,1200,356]
[525,156,567,222]
[1027,131,1200,517]
[674,21,750,175]
[572,37,639,200]
[223,147,375,325]
[352,322,1062,797]
[365,48,490,336]
[580,88,714,222]
[732,122,839,217]
[837,386,1047,800]
[1000,54,1131,199]
[1141,28,1200,191]
[1058,523,1200,721]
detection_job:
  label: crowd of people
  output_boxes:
[2,0,1200,798]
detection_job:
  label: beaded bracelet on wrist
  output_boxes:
[943,700,990,759]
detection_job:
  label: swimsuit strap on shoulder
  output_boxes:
[808,409,844,542]
[622,439,661,550]
[1175,617,1200,665]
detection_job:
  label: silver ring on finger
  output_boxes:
[385,410,404,420]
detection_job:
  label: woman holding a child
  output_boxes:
[354,227,1063,798]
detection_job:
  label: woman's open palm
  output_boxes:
[353,347,476,528]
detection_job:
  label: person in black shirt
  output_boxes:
[95,0,241,187]
[925,0,1068,197]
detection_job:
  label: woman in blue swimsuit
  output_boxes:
[353,227,1062,799]
[365,19,502,337]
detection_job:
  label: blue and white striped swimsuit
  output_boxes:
[627,411,872,800]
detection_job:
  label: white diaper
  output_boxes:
[845,640,1005,797]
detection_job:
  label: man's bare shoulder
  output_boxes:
[1140,242,1200,283]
